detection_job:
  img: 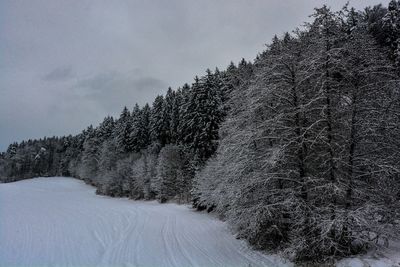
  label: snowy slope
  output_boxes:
[0,177,290,267]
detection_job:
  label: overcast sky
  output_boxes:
[0,0,390,151]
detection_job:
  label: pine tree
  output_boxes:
[170,88,182,144]
[150,95,167,145]
[383,0,400,56]
[116,106,132,153]
[162,87,175,144]
[138,103,151,149]
[129,104,142,152]
[177,83,191,143]
[181,71,223,162]
[97,116,115,142]
[155,145,182,203]
[79,125,100,183]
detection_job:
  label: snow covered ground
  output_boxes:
[0,177,289,267]
[1,177,398,267]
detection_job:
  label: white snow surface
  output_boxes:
[0,177,290,267]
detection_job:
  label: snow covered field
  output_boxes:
[0,177,289,267]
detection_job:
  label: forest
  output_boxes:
[1,1,400,263]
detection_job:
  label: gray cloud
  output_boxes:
[75,72,167,111]
[43,66,74,82]
[133,77,167,92]
[0,0,391,151]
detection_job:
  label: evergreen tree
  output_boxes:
[182,71,223,162]
[155,145,182,203]
[383,0,400,62]
[138,103,151,149]
[79,125,100,183]
[170,88,182,143]
[162,87,175,144]
[116,106,133,153]
[129,104,142,152]
[177,83,191,143]
[150,95,167,145]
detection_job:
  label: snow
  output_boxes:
[0,177,290,267]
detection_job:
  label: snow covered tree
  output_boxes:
[170,88,182,144]
[365,4,388,47]
[155,145,183,203]
[129,104,142,152]
[150,95,168,145]
[181,71,223,162]
[177,83,191,143]
[116,106,133,153]
[79,126,100,183]
[383,1,400,61]
[138,103,151,149]
[97,116,115,142]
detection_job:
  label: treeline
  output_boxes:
[1,1,400,263]
[0,62,252,203]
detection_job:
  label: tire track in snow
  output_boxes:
[131,207,150,266]
[170,214,197,267]
[176,219,217,266]
[161,214,180,267]
[0,178,290,267]
[98,208,139,265]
